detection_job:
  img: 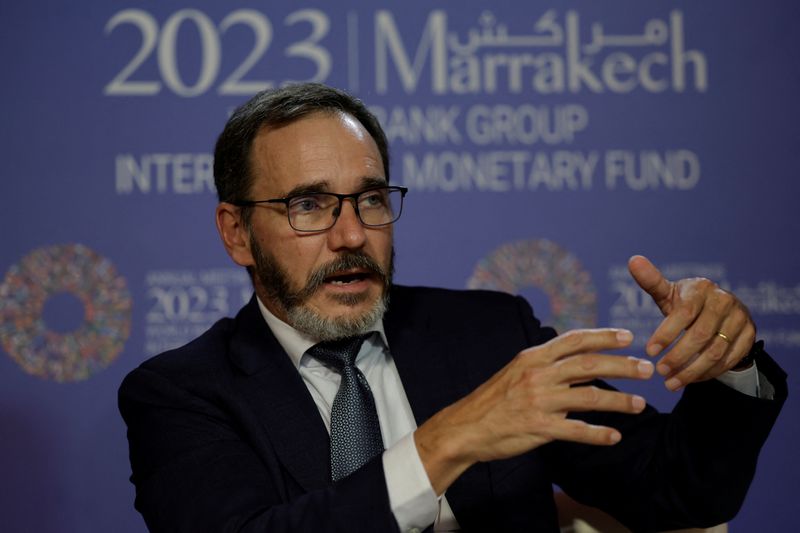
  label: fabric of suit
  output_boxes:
[119,285,786,533]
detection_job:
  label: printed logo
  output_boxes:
[0,244,132,382]
[467,239,597,332]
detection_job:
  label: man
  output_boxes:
[119,83,785,532]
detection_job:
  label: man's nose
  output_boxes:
[327,199,367,250]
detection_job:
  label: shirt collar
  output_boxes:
[256,296,388,369]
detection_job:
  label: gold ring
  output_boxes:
[716,331,731,343]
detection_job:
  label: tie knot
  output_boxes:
[307,334,371,371]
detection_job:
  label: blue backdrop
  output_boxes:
[1,1,798,530]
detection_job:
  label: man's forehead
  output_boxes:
[254,110,366,145]
[248,111,385,197]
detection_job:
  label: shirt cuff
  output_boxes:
[382,432,439,532]
[716,362,760,398]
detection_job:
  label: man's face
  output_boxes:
[241,111,394,340]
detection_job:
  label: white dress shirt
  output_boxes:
[256,297,764,532]
[257,298,455,532]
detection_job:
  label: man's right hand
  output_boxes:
[413,328,654,495]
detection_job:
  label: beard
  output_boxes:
[250,235,393,341]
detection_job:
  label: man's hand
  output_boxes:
[628,255,756,391]
[414,328,654,495]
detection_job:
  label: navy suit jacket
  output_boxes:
[119,285,786,532]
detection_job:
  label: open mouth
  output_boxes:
[324,270,371,286]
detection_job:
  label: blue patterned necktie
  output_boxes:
[307,334,384,482]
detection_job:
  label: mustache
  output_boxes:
[295,252,391,301]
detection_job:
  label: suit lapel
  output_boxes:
[225,289,496,527]
[384,287,495,529]
[228,298,332,492]
[384,299,453,425]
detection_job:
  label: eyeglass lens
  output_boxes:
[287,188,402,231]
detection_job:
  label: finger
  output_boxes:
[644,278,720,357]
[684,324,756,390]
[656,292,740,378]
[553,354,654,384]
[544,385,647,415]
[541,418,623,446]
[711,321,756,377]
[628,255,673,311]
[663,337,730,391]
[524,329,634,364]
[694,357,731,384]
[664,314,753,390]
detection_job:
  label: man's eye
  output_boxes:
[360,191,387,208]
[289,196,321,212]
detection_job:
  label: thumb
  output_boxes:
[628,255,673,313]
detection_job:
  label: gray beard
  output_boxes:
[250,235,393,341]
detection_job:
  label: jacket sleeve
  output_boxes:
[509,294,788,532]
[119,365,401,533]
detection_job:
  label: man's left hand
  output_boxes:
[628,255,756,391]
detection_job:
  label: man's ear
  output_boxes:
[215,203,255,267]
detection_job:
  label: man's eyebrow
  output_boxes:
[282,180,331,198]
[358,176,389,190]
[282,177,388,197]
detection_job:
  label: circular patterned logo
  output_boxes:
[0,244,132,382]
[467,239,597,333]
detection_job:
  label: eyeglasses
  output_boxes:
[233,186,408,232]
